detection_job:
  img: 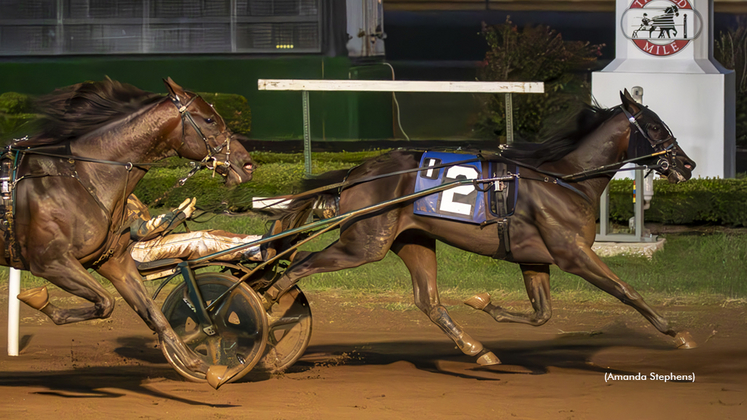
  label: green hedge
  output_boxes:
[0,92,33,114]
[0,92,36,142]
[609,178,747,226]
[0,113,37,142]
[135,154,747,227]
[132,153,383,212]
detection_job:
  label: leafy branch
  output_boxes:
[476,18,604,142]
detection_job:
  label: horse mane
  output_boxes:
[17,78,165,147]
[501,105,620,166]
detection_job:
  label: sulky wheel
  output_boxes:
[160,272,268,383]
[257,285,313,374]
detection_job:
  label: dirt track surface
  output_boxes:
[1,290,746,420]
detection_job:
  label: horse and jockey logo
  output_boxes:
[622,0,703,56]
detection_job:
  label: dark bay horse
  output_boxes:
[267,90,697,366]
[4,78,255,382]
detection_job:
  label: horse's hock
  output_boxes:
[592,237,666,259]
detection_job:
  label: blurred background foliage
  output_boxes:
[715,16,747,149]
[475,18,604,142]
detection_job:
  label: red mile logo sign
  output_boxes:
[624,0,698,56]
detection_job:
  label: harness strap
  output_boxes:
[259,156,484,208]
[9,148,162,169]
[490,219,512,260]
[169,92,233,176]
[619,105,677,148]
[265,106,677,210]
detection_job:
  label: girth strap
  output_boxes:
[491,218,512,260]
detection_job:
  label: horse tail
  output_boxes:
[275,168,350,230]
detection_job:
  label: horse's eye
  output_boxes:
[205,117,215,124]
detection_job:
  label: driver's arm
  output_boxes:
[129,196,196,241]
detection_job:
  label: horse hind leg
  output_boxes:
[263,216,399,305]
[392,232,500,366]
[465,264,553,326]
[23,256,116,325]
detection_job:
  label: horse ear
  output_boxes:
[620,89,641,114]
[163,77,186,100]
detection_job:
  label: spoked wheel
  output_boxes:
[160,272,268,384]
[257,286,313,374]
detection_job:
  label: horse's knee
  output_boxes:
[95,294,116,319]
[98,301,115,319]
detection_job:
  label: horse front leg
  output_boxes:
[551,239,696,349]
[392,233,500,366]
[465,264,553,326]
[95,254,211,378]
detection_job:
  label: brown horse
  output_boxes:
[4,78,255,383]
[266,91,698,366]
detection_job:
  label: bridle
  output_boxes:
[257,103,689,211]
[169,92,233,178]
[0,89,242,267]
[619,104,678,173]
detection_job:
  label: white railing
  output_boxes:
[257,79,545,175]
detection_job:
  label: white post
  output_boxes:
[592,0,735,179]
[7,268,20,356]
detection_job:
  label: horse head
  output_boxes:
[163,78,255,187]
[620,89,696,183]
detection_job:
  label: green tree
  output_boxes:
[476,18,604,142]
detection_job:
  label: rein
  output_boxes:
[254,157,484,209]
[8,147,163,169]
[261,105,676,209]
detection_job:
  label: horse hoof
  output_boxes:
[206,365,229,389]
[464,293,491,311]
[675,331,697,349]
[477,351,501,366]
[18,286,50,311]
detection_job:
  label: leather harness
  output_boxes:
[1,91,234,268]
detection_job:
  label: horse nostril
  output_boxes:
[685,164,692,170]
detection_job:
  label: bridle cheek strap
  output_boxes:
[620,105,678,169]
[169,93,233,177]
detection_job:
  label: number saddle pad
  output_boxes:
[413,151,518,224]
